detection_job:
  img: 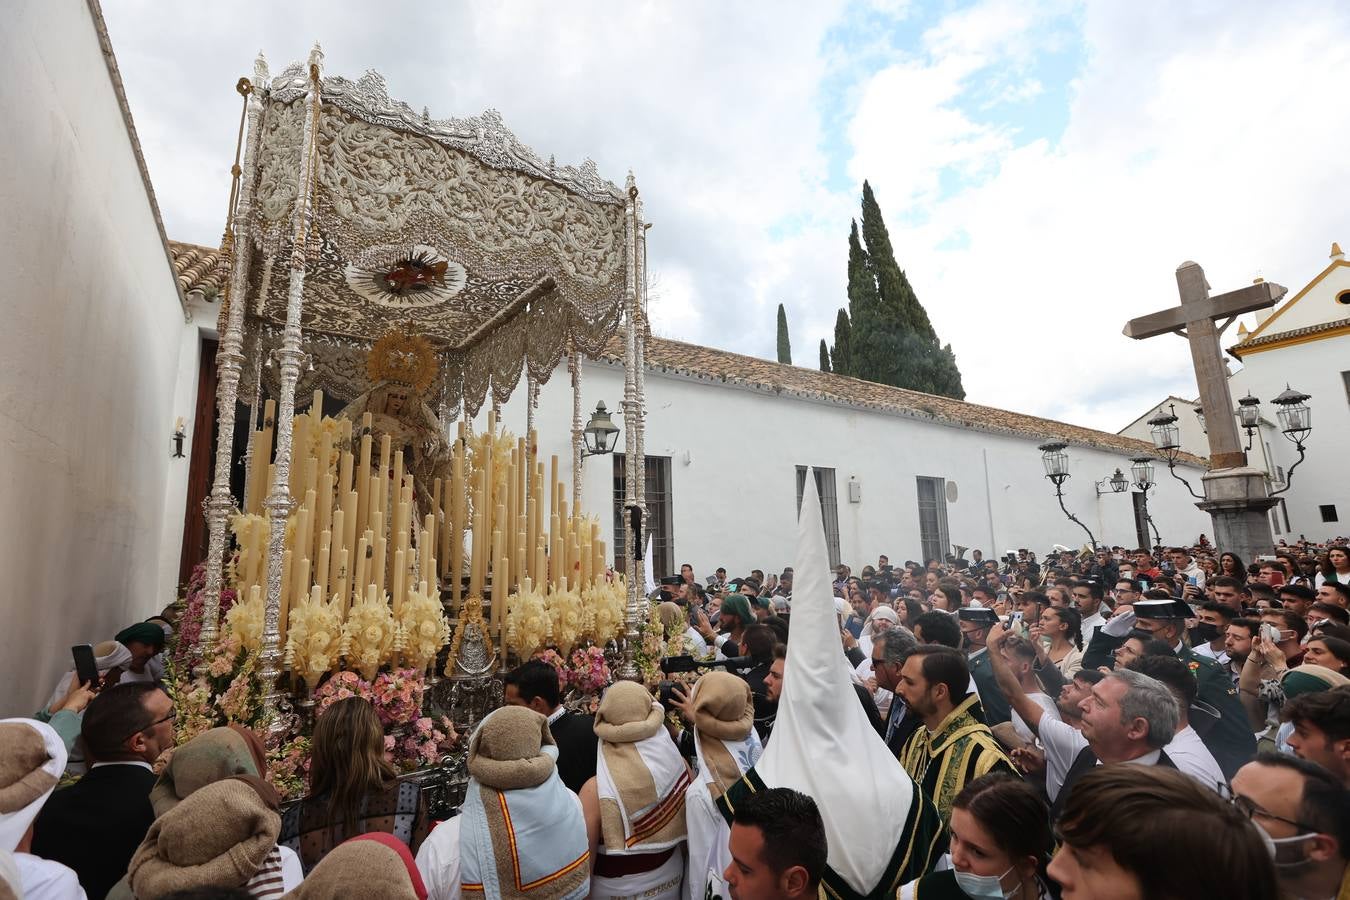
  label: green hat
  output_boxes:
[116,622,167,650]
[719,594,756,626]
[1281,665,1350,700]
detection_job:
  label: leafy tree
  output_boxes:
[819,339,831,372]
[776,303,792,365]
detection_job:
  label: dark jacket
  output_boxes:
[32,762,156,900]
[548,710,598,794]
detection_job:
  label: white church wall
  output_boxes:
[1,2,187,709]
[488,357,1211,580]
[155,293,219,604]
[1228,332,1350,542]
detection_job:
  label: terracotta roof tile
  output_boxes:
[168,240,1201,466]
[596,334,1207,466]
[168,241,225,297]
[1229,316,1350,355]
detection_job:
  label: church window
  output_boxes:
[1336,290,1350,305]
[1322,505,1340,524]
[1341,370,1350,405]
[795,467,841,567]
[915,476,951,567]
[612,454,674,579]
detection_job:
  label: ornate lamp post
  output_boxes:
[1236,392,1261,449]
[1270,386,1312,495]
[1146,404,1203,499]
[1130,456,1161,545]
[1038,441,1098,549]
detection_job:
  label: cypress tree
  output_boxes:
[776,303,792,365]
[831,309,853,377]
[819,339,831,372]
[845,182,964,399]
[860,180,934,337]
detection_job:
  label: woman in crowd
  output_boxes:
[1049,765,1277,899]
[899,774,1054,899]
[280,697,428,873]
[1035,605,1083,678]
[1302,634,1350,676]
[1316,545,1350,587]
[1218,551,1245,580]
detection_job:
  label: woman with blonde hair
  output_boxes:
[280,697,428,872]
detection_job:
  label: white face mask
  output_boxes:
[1257,826,1317,870]
[953,865,1020,899]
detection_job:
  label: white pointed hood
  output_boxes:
[755,472,923,895]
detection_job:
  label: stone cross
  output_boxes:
[1123,262,1286,469]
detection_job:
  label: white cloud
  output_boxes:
[101,0,1350,436]
[845,0,1350,429]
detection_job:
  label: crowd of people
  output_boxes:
[4,536,1350,899]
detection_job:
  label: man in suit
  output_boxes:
[503,660,597,794]
[871,628,920,756]
[33,681,174,899]
[1098,597,1257,779]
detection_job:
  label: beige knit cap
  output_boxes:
[127,777,281,899]
[593,680,664,743]
[690,671,754,741]
[283,839,419,900]
[466,706,556,791]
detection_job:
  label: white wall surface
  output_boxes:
[487,357,1212,579]
[1,1,187,710]
[1119,397,1208,459]
[1228,332,1350,542]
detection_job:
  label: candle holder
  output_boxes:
[172,425,187,458]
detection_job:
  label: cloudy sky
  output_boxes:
[104,0,1350,432]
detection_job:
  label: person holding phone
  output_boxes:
[34,640,134,756]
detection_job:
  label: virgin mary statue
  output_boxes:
[337,329,449,518]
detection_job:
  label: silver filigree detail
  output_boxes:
[268,66,623,205]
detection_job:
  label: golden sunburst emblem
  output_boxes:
[366,328,438,396]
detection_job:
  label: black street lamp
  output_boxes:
[1129,456,1161,545]
[1270,386,1312,495]
[1038,441,1097,549]
[1095,468,1129,497]
[1146,404,1202,499]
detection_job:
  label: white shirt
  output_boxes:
[1011,692,1061,745]
[416,816,464,900]
[1038,717,1089,802]
[16,853,86,900]
[1166,725,1226,792]
[90,760,154,771]
[1192,642,1229,666]
[1079,610,1106,641]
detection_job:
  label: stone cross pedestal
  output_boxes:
[1123,262,1287,562]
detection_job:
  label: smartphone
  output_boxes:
[1260,623,1281,644]
[72,644,98,687]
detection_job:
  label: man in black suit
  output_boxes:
[33,682,174,899]
[872,627,921,756]
[503,660,597,794]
